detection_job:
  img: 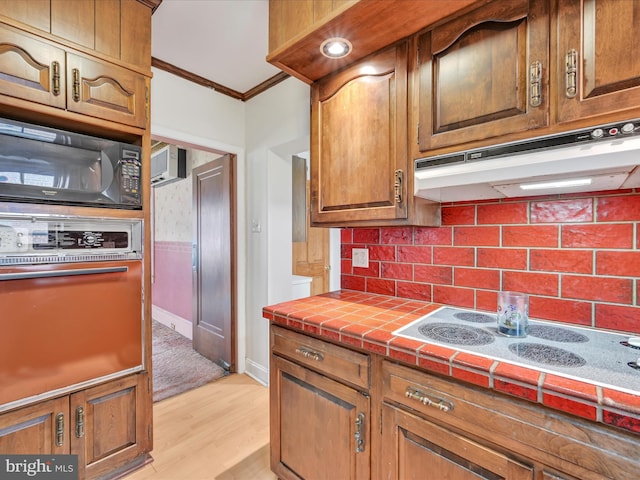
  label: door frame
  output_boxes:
[150,129,243,373]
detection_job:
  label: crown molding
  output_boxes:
[151,57,290,102]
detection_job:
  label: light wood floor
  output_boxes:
[125,374,277,480]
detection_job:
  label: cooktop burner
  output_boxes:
[508,343,586,368]
[418,323,495,346]
[393,306,640,393]
[528,325,589,343]
[452,311,494,323]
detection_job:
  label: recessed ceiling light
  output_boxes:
[320,38,352,59]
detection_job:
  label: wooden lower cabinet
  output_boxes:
[381,403,533,480]
[270,356,370,479]
[0,372,151,480]
[270,324,640,480]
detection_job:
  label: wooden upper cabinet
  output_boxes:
[0,0,50,31]
[0,23,67,109]
[66,52,147,128]
[311,42,410,225]
[268,0,355,53]
[555,0,640,124]
[1,0,152,71]
[416,0,549,154]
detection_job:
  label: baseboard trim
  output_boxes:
[244,359,268,386]
[152,305,192,339]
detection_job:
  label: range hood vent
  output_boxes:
[415,120,640,202]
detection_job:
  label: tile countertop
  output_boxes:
[263,290,640,436]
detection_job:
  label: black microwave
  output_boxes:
[0,117,142,209]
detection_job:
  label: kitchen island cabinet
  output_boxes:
[310,41,440,227]
[265,291,640,480]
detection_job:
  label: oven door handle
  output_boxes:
[0,266,128,281]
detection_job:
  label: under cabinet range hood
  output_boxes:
[414,119,640,202]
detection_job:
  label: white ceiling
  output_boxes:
[151,0,282,94]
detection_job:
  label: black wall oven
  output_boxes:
[0,117,142,209]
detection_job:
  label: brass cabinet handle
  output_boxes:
[295,346,324,362]
[405,386,454,412]
[354,412,365,453]
[52,61,60,96]
[55,412,65,446]
[529,61,542,107]
[565,48,578,98]
[72,68,80,102]
[75,406,85,438]
[394,169,403,204]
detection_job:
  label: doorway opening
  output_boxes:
[150,139,236,399]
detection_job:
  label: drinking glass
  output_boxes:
[497,291,529,337]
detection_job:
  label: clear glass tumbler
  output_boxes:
[497,291,529,337]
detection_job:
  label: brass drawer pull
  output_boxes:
[55,412,64,446]
[405,386,454,412]
[529,60,542,107]
[394,169,403,204]
[52,61,60,96]
[75,406,85,438]
[354,412,365,453]
[565,48,578,98]
[72,68,80,102]
[295,346,324,362]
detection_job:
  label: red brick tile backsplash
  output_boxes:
[341,192,640,334]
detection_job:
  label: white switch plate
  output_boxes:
[352,248,369,268]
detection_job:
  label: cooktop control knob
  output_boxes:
[621,122,635,134]
[591,128,604,139]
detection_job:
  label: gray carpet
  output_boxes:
[152,320,226,402]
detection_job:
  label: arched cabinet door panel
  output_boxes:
[0,22,67,109]
[416,0,549,153]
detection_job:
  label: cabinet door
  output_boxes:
[555,0,640,123]
[311,41,409,225]
[381,403,534,480]
[70,374,150,480]
[270,355,370,480]
[66,52,147,128]
[416,0,548,153]
[0,397,69,454]
[0,22,67,109]
[0,0,50,31]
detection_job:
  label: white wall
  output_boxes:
[244,77,312,384]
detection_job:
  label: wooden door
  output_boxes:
[381,403,534,480]
[0,397,69,454]
[0,22,67,109]
[65,52,147,128]
[293,180,330,295]
[270,355,370,479]
[71,374,150,480]
[0,0,50,31]
[416,0,549,153]
[555,0,640,124]
[192,155,235,372]
[310,41,409,225]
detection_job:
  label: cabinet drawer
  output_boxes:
[271,325,369,389]
[382,361,640,480]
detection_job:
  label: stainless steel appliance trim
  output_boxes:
[0,266,128,281]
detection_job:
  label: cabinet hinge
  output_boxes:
[417,123,420,144]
